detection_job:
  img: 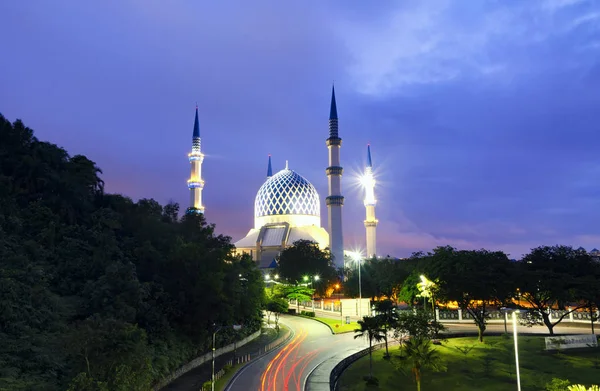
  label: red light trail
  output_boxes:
[259,327,327,391]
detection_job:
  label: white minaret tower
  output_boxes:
[326,86,345,268]
[363,144,378,258]
[187,105,205,214]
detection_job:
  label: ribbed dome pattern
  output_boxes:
[255,169,320,217]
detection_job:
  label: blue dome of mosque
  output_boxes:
[255,168,320,218]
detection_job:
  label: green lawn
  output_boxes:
[312,316,360,333]
[337,336,600,391]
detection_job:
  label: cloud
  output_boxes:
[335,0,599,95]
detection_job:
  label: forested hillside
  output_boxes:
[0,114,265,390]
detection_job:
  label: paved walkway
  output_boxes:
[304,346,365,391]
[161,326,285,390]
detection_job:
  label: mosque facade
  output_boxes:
[186,87,377,270]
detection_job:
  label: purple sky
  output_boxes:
[1,0,599,258]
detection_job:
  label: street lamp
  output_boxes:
[212,324,242,391]
[211,323,222,391]
[499,308,527,391]
[512,311,521,391]
[349,251,363,318]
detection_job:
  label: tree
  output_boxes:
[344,257,412,300]
[400,337,445,391]
[353,316,385,380]
[398,270,422,306]
[266,297,289,330]
[393,309,445,343]
[0,114,267,389]
[421,246,514,342]
[279,285,314,313]
[517,245,595,335]
[578,262,600,335]
[277,240,337,292]
[373,299,397,358]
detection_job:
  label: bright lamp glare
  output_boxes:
[359,171,376,205]
[349,250,363,262]
[314,275,320,281]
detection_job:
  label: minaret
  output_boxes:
[187,105,205,214]
[363,144,378,258]
[326,85,345,268]
[267,154,273,178]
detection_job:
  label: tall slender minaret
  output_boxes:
[267,154,273,178]
[187,105,205,214]
[363,144,378,258]
[326,85,345,268]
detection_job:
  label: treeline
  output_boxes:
[345,245,600,340]
[0,114,265,390]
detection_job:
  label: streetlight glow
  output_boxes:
[314,275,320,281]
[265,274,270,280]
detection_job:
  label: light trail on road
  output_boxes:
[260,329,307,391]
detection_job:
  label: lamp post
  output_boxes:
[500,308,526,391]
[358,259,362,318]
[512,311,521,391]
[302,275,319,311]
[349,252,363,319]
[211,323,222,391]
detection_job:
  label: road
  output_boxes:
[442,322,593,335]
[225,315,368,391]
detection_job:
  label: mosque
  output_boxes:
[185,87,378,270]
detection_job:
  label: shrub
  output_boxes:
[546,378,571,391]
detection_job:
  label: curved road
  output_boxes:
[225,315,368,391]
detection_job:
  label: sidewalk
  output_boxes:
[305,346,365,391]
[161,326,286,391]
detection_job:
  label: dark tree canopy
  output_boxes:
[276,239,337,291]
[517,245,596,335]
[344,257,415,300]
[420,246,515,342]
[0,114,265,390]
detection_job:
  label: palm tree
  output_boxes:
[374,299,397,358]
[402,337,445,391]
[354,316,385,380]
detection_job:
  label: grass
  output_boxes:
[302,316,360,334]
[337,336,600,391]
